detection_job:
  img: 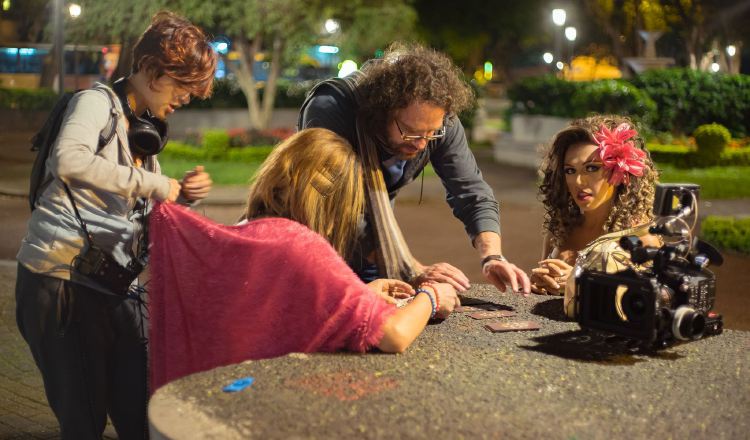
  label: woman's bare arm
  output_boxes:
[376,283,458,353]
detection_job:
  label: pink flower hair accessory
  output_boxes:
[593,122,646,186]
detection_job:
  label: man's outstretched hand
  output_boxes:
[483,259,531,295]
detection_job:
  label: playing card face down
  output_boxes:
[484,320,541,333]
[455,304,508,313]
[468,310,517,320]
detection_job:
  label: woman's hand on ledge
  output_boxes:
[530,259,572,295]
[367,278,415,304]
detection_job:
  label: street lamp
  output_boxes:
[564,26,577,42]
[565,26,577,65]
[726,44,737,73]
[324,19,340,34]
[69,3,81,18]
[552,9,566,67]
[67,4,82,88]
[552,9,566,26]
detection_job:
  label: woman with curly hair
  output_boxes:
[530,115,660,312]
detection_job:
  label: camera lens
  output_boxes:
[621,290,648,321]
[672,306,706,340]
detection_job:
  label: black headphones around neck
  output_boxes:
[112,77,168,157]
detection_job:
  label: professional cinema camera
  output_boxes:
[574,183,724,349]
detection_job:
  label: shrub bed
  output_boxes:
[701,216,750,255]
[508,69,750,137]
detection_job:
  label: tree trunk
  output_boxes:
[232,35,263,129]
[260,35,284,129]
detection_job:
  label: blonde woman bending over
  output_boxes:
[148,128,459,391]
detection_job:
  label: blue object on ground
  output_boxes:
[222,377,255,393]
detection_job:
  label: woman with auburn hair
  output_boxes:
[15,11,216,439]
[148,128,460,391]
[529,115,660,316]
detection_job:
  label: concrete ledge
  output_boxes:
[167,108,299,137]
[148,285,750,439]
[492,114,571,170]
[492,136,542,170]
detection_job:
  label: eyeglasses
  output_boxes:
[394,119,445,142]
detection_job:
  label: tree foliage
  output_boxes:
[582,0,750,68]
[414,0,547,79]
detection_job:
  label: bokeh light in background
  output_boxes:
[552,8,566,26]
[68,3,81,18]
[324,19,340,34]
[338,60,357,77]
[543,52,554,64]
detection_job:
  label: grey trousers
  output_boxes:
[15,263,148,440]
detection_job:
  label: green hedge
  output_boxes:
[160,140,274,163]
[507,75,656,124]
[701,216,750,255]
[631,69,750,137]
[659,166,750,199]
[509,69,750,137]
[0,87,58,111]
[648,144,750,168]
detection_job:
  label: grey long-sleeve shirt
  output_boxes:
[299,80,501,241]
[17,84,171,280]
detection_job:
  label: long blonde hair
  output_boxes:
[242,128,364,260]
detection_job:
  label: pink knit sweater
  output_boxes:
[148,203,395,392]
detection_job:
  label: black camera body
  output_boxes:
[575,183,723,349]
[72,245,143,296]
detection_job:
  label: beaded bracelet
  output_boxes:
[419,282,440,313]
[415,286,438,319]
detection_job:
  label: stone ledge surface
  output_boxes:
[149,285,749,439]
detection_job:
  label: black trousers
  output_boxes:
[15,263,148,440]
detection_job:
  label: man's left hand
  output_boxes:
[483,259,531,295]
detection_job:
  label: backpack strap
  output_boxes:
[28,87,119,211]
[96,87,119,151]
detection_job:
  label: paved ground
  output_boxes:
[149,285,750,439]
[1,129,749,437]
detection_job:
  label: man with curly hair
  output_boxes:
[299,42,530,295]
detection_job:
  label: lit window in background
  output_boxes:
[483,61,493,81]
[318,45,339,54]
[2,0,11,12]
